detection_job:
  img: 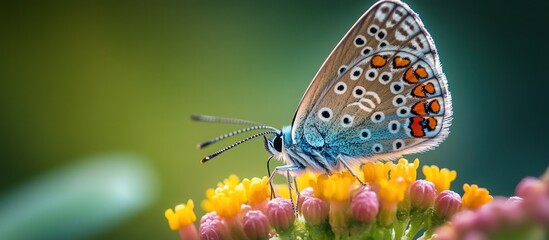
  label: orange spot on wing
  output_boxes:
[404,68,419,84]
[411,101,428,116]
[412,85,426,98]
[425,117,438,131]
[429,99,441,114]
[415,67,428,79]
[424,82,436,94]
[371,55,387,68]
[409,117,425,137]
[393,57,411,68]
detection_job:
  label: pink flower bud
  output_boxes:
[451,210,478,233]
[241,204,252,215]
[351,188,379,223]
[409,180,436,208]
[200,212,221,224]
[474,198,510,232]
[433,224,458,240]
[199,214,225,240]
[301,197,329,225]
[242,210,270,240]
[506,196,523,205]
[523,194,549,229]
[462,231,486,240]
[516,177,547,199]
[435,190,461,219]
[265,198,295,230]
[515,177,549,228]
[298,187,314,211]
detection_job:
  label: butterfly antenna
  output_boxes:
[191,115,265,125]
[201,130,277,163]
[198,125,278,149]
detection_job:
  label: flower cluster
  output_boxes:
[435,169,549,240]
[165,159,548,239]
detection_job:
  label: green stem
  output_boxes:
[328,201,350,238]
[305,221,335,240]
[348,220,373,240]
[393,209,410,239]
[368,223,394,240]
[276,225,296,240]
[404,208,432,240]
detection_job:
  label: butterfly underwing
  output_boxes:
[195,0,452,181]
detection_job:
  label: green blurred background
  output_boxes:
[1,0,548,239]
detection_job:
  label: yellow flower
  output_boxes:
[377,177,408,225]
[462,184,493,210]
[390,158,419,186]
[377,177,408,205]
[202,188,216,212]
[242,176,270,205]
[422,165,457,192]
[312,171,359,202]
[201,175,248,218]
[165,199,197,231]
[297,170,320,191]
[218,174,240,189]
[362,161,395,186]
[273,184,292,200]
[209,188,245,218]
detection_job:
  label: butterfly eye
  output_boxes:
[273,135,283,152]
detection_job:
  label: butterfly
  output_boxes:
[194,0,452,187]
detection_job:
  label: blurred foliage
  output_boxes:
[0,153,157,239]
[1,0,548,239]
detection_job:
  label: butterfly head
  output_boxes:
[264,125,292,159]
[264,133,282,157]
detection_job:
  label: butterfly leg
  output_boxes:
[293,175,300,215]
[285,169,296,214]
[266,155,276,199]
[268,165,303,214]
[267,165,303,184]
[338,157,366,185]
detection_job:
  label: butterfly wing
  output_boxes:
[291,0,452,165]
